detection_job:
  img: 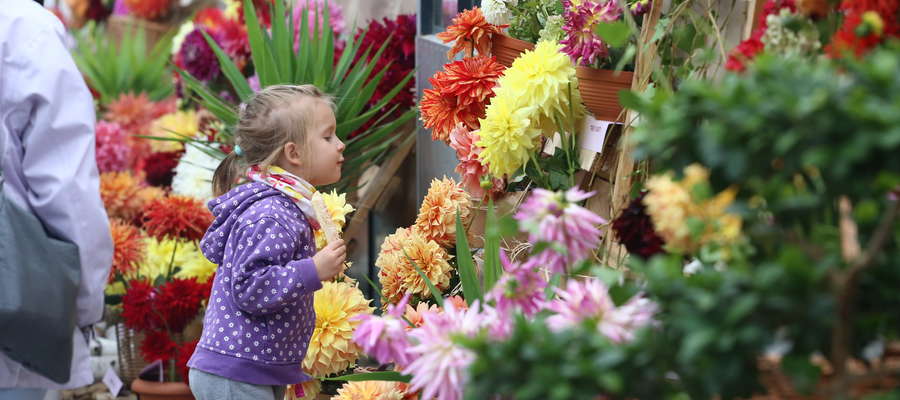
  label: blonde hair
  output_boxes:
[212,84,334,196]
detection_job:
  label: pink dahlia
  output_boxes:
[514,188,607,274]
[560,0,623,66]
[448,125,503,198]
[403,301,491,400]
[486,251,547,317]
[292,0,345,52]
[352,294,413,367]
[95,121,131,173]
[546,278,657,343]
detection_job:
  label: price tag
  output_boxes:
[580,116,614,154]
[103,367,124,397]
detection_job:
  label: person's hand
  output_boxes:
[313,240,346,281]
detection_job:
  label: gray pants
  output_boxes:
[188,369,285,400]
[0,389,48,400]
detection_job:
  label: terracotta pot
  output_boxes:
[131,378,195,400]
[576,66,634,122]
[490,34,534,67]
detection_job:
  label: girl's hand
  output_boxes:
[313,240,346,281]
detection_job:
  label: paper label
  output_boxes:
[103,367,124,397]
[580,116,613,154]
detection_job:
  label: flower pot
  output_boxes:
[490,34,534,67]
[575,66,634,122]
[131,378,194,400]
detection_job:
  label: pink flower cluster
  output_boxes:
[448,124,504,198]
[560,0,623,66]
[546,278,658,343]
[95,121,132,173]
[515,188,608,273]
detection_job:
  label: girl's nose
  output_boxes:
[337,138,345,152]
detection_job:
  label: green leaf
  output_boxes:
[781,354,821,395]
[407,252,445,307]
[455,210,482,302]
[618,90,644,112]
[322,371,412,382]
[201,31,253,101]
[595,20,632,48]
[483,200,503,292]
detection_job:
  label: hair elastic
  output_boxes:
[233,145,243,156]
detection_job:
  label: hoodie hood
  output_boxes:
[200,181,291,264]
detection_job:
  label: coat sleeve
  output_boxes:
[9,13,113,328]
[229,217,323,316]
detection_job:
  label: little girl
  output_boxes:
[188,84,347,400]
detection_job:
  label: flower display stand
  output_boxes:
[107,15,174,50]
[490,33,534,67]
[115,323,149,387]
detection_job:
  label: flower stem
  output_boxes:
[167,240,179,280]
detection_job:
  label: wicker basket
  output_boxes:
[115,323,149,386]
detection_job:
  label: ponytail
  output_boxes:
[212,151,244,197]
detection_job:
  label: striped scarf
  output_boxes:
[247,165,321,230]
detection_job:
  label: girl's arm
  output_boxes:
[228,217,322,316]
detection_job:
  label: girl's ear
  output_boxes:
[283,142,304,168]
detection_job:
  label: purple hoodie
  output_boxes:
[187,181,321,385]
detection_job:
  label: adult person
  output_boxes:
[0,1,113,399]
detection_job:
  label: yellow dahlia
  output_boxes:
[475,95,542,177]
[643,164,742,253]
[314,190,355,250]
[302,281,374,377]
[414,177,472,247]
[148,110,198,152]
[333,381,405,400]
[377,230,454,304]
[495,40,585,127]
[132,237,214,282]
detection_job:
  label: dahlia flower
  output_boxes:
[514,188,607,273]
[149,110,198,152]
[104,93,157,136]
[136,237,213,282]
[436,7,507,59]
[438,56,506,108]
[171,141,223,201]
[334,381,405,400]
[420,84,484,143]
[352,294,413,366]
[95,121,131,173]
[178,28,221,82]
[293,0,345,41]
[376,230,454,304]
[545,278,657,343]
[560,0,622,66]
[314,190,355,250]
[611,191,666,259]
[354,14,417,126]
[142,195,213,242]
[404,301,441,329]
[475,95,541,177]
[121,280,161,331]
[109,218,146,282]
[414,177,472,247]
[493,40,585,130]
[486,252,547,317]
[100,171,152,222]
[643,164,742,253]
[142,151,182,188]
[303,281,374,377]
[403,301,492,400]
[156,277,207,332]
[448,125,503,198]
[140,329,177,362]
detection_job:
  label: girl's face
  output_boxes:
[295,100,344,186]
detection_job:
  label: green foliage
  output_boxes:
[508,0,564,44]
[322,371,411,382]
[180,0,415,194]
[72,22,174,105]
[465,315,678,400]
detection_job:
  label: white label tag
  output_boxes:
[103,367,124,397]
[580,117,613,154]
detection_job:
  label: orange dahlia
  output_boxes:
[101,171,149,222]
[437,56,505,108]
[420,84,484,142]
[104,93,157,135]
[436,7,506,59]
[109,218,146,282]
[124,0,172,20]
[413,177,472,247]
[376,229,454,304]
[142,195,213,242]
[403,301,440,329]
